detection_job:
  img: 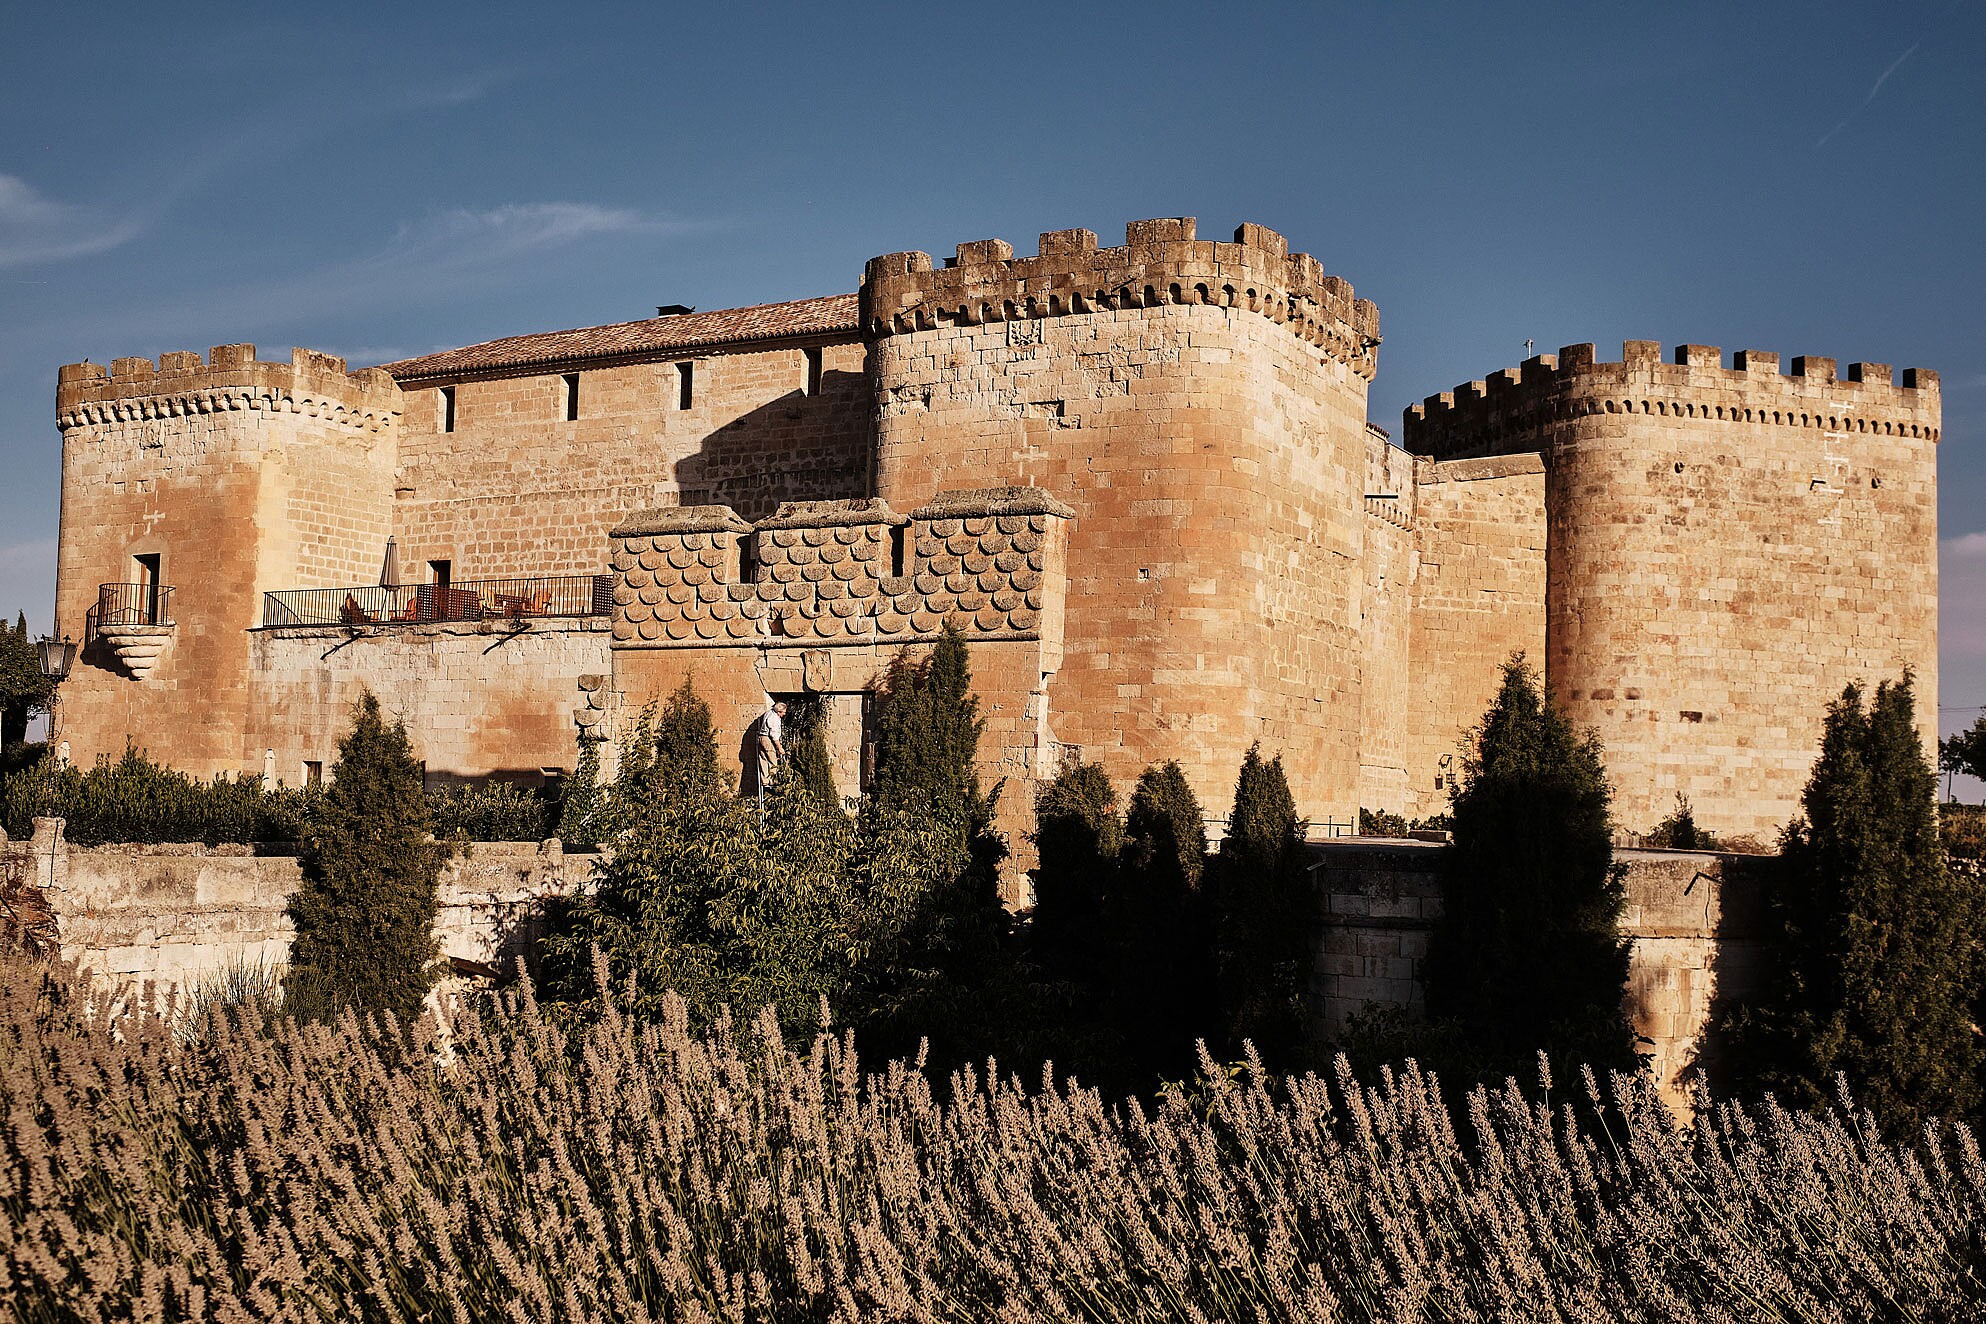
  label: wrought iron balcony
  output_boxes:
[261,574,614,630]
[86,583,176,679]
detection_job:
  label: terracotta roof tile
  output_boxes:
[380,292,859,381]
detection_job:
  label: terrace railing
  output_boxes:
[261,574,614,629]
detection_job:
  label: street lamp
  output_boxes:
[35,635,75,683]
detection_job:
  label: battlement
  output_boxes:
[1401,341,1941,460]
[861,218,1381,380]
[609,487,1070,651]
[56,344,401,433]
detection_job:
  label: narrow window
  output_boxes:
[440,386,457,433]
[804,346,823,396]
[677,361,694,410]
[561,373,580,421]
[889,525,907,578]
[303,760,323,787]
[736,535,757,584]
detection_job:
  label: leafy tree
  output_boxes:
[284,692,443,1028]
[1727,675,1983,1128]
[1,613,54,750]
[1425,655,1636,1081]
[1030,762,1122,984]
[1213,745,1309,1068]
[1942,716,1986,792]
[1114,761,1215,1075]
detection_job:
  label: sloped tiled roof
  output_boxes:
[380,292,860,381]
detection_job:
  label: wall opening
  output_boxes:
[561,373,580,422]
[677,362,694,411]
[804,346,823,396]
[134,553,162,623]
[303,760,323,788]
[889,525,907,578]
[428,559,452,593]
[736,535,758,584]
[440,386,456,433]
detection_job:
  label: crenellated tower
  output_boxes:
[53,346,402,774]
[1403,341,1940,839]
[862,218,1381,825]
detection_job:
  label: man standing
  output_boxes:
[756,700,787,791]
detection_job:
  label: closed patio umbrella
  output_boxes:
[380,536,402,589]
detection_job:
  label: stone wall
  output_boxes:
[246,618,613,786]
[1402,455,1548,819]
[866,220,1379,830]
[9,819,588,1000]
[1405,343,1941,839]
[392,337,871,580]
[1309,839,1775,1112]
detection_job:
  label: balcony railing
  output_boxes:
[86,582,175,641]
[261,574,614,629]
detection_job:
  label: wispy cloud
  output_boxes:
[1815,41,1922,148]
[0,176,142,269]
[1946,531,1986,559]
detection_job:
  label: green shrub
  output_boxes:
[1646,792,1720,850]
[1213,745,1308,1068]
[427,781,553,842]
[0,746,322,845]
[1726,675,1984,1129]
[1358,806,1410,837]
[285,692,442,1028]
[1425,654,1636,1083]
[555,736,608,849]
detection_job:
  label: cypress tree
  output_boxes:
[1115,761,1215,1075]
[871,624,984,812]
[653,678,721,798]
[1030,762,1122,985]
[285,691,443,1027]
[1730,675,1982,1127]
[780,696,840,809]
[1214,744,1310,1068]
[1425,655,1636,1081]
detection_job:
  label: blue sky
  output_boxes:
[3,1,1982,786]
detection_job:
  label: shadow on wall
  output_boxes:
[1675,852,1777,1095]
[673,371,872,521]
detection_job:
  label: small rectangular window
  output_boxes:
[736,535,757,584]
[561,373,580,421]
[677,361,694,411]
[889,526,907,578]
[440,386,457,433]
[303,760,323,787]
[804,347,823,396]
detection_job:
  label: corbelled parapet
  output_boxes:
[860,218,1381,380]
[608,489,1070,649]
[56,344,401,433]
[1402,340,1941,460]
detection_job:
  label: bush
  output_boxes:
[555,736,608,849]
[1115,761,1215,1075]
[1726,675,1984,1128]
[284,692,443,1028]
[0,746,322,845]
[1646,792,1720,850]
[10,956,1986,1320]
[427,781,553,842]
[1424,654,1637,1082]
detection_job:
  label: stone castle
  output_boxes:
[49,216,1942,867]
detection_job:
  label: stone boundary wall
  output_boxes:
[1309,840,1775,1112]
[6,820,591,1000]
